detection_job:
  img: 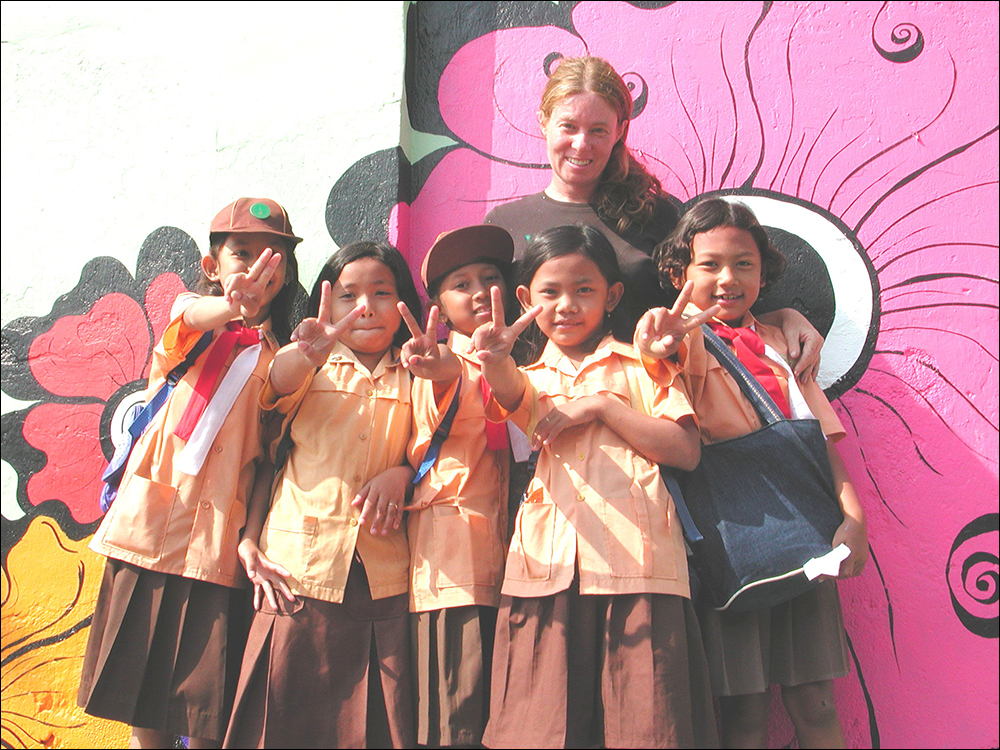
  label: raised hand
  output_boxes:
[290,280,366,366]
[468,286,541,365]
[635,281,720,360]
[223,247,284,321]
[399,304,461,381]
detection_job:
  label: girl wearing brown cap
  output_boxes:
[78,198,301,749]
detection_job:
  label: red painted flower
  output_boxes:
[1,227,200,530]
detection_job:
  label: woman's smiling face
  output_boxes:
[540,91,625,203]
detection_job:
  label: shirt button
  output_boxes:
[350,518,359,527]
[201,501,210,509]
[214,445,223,453]
[576,493,585,502]
[366,388,374,397]
[354,474,362,482]
[359,433,368,441]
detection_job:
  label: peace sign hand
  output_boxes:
[399,304,461,381]
[290,280,365,366]
[224,247,284,321]
[468,286,541,365]
[635,281,720,360]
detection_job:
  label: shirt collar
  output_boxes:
[531,334,638,375]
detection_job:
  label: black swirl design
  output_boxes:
[621,72,649,119]
[872,2,925,63]
[946,513,999,638]
[543,51,564,77]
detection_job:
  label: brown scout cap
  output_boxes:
[420,224,514,291]
[209,198,302,245]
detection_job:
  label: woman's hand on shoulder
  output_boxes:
[760,307,823,382]
[635,281,720,360]
[399,304,461,381]
[290,280,365,367]
[237,537,297,612]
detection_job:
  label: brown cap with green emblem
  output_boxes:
[209,198,302,245]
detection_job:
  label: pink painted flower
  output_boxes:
[328,3,998,747]
[1,228,200,529]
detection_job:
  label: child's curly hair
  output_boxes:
[653,197,786,292]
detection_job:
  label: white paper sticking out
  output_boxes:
[803,544,851,581]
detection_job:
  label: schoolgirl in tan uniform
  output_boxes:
[79,198,301,748]
[638,197,867,749]
[470,225,719,749]
[400,225,519,746]
[224,241,455,749]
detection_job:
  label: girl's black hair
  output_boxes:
[309,241,422,350]
[195,235,301,344]
[653,197,786,293]
[515,224,625,363]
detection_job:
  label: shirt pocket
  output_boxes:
[602,480,677,581]
[432,507,500,589]
[506,493,557,583]
[100,474,178,560]
[260,515,317,580]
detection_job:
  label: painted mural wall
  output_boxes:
[2,1,997,748]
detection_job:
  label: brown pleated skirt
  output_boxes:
[482,581,719,749]
[412,605,497,746]
[698,579,850,697]
[77,558,249,742]
[223,555,415,749]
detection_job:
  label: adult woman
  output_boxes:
[485,55,822,371]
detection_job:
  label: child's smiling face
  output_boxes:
[436,262,507,335]
[516,252,622,362]
[675,225,764,326]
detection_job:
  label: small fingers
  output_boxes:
[398,301,424,340]
[490,286,506,327]
[425,305,440,338]
[318,280,334,323]
[510,304,543,337]
[333,303,366,333]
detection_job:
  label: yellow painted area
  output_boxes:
[2,518,129,749]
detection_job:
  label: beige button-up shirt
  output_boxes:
[406,331,508,612]
[91,296,278,588]
[258,341,413,603]
[488,336,695,600]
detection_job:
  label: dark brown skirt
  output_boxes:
[223,555,415,749]
[77,558,249,742]
[412,605,497,746]
[482,581,719,749]
[698,579,850,697]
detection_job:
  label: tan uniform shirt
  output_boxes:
[406,331,508,612]
[488,336,695,599]
[90,296,278,588]
[663,309,845,444]
[258,341,412,604]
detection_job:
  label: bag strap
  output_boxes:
[413,375,463,484]
[701,325,785,425]
[126,331,214,440]
[621,358,703,544]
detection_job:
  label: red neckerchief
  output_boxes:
[480,375,509,450]
[707,321,792,419]
[174,321,261,440]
